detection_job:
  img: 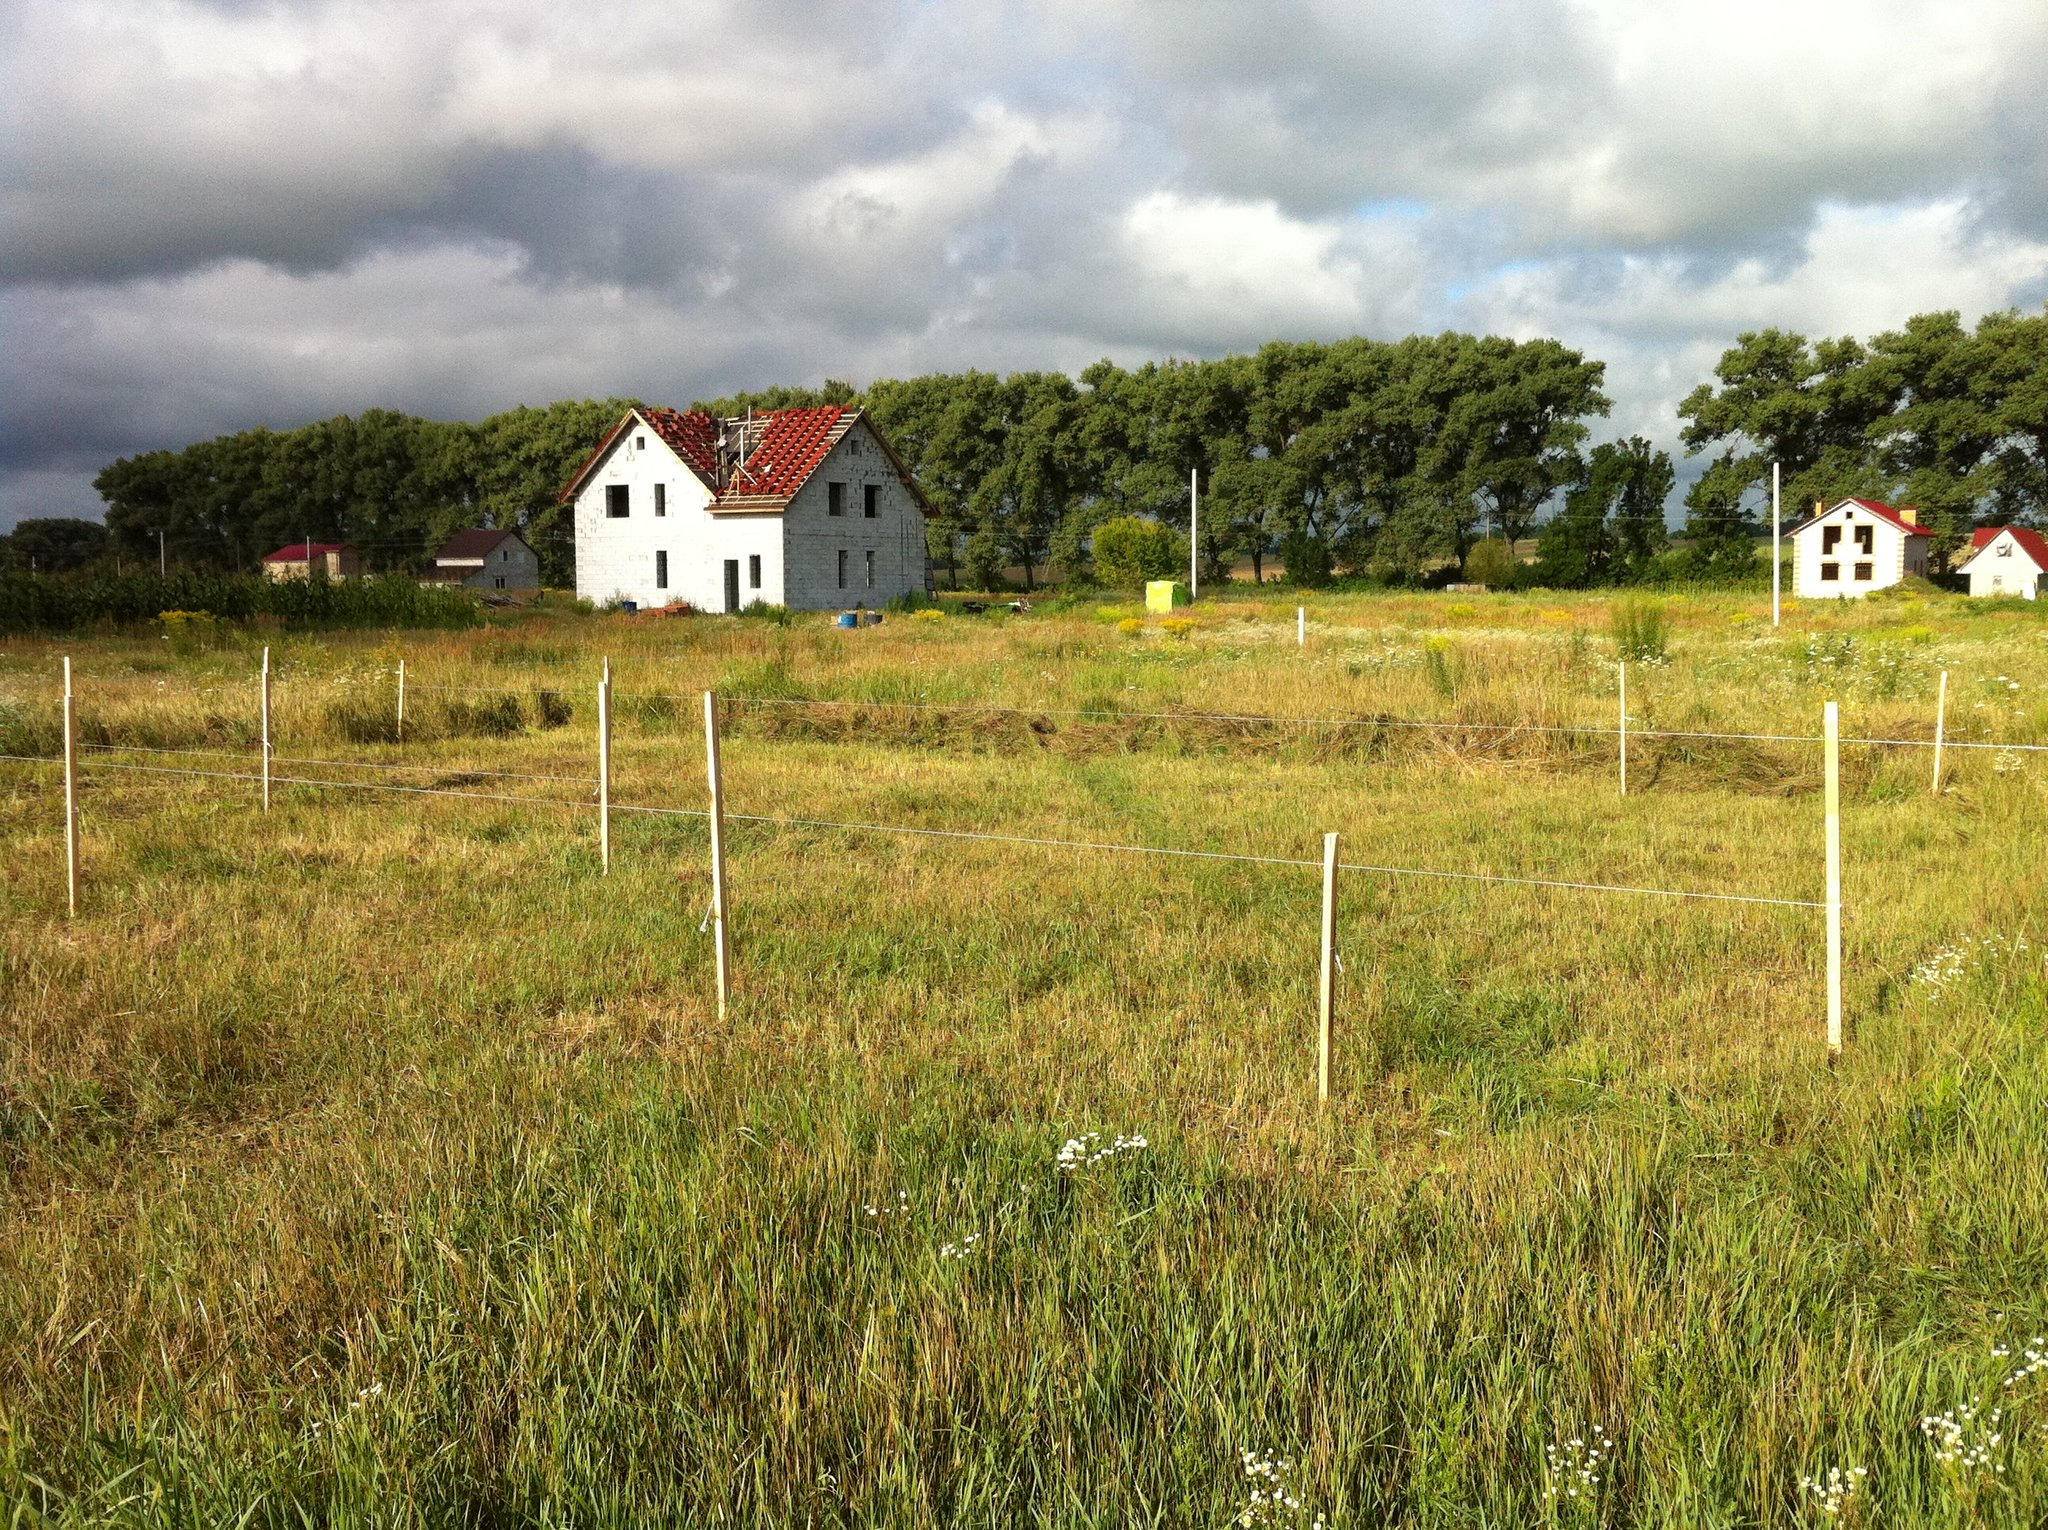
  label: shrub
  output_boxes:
[910,608,945,623]
[0,571,480,634]
[1092,517,1185,589]
[1611,597,1670,663]
[1160,617,1195,641]
[1116,617,1143,636]
[1279,530,1334,588]
[1463,538,1517,588]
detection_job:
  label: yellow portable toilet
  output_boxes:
[1145,580,1191,613]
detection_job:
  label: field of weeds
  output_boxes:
[2,584,2046,1525]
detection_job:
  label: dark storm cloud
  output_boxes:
[2,0,2045,529]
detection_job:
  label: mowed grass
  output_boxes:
[2,586,2047,1526]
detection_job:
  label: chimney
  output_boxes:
[1899,506,1917,525]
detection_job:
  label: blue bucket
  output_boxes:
[836,611,859,628]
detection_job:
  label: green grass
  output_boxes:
[2,586,2046,1525]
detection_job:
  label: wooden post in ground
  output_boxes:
[1297,606,1306,647]
[1319,831,1338,1104]
[62,657,79,917]
[597,665,612,874]
[396,658,406,742]
[704,691,732,1022]
[1824,700,1843,1061]
[260,646,273,812]
[1618,660,1629,796]
[1932,670,1948,795]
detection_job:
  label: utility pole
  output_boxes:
[1771,462,1782,627]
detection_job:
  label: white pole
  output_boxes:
[62,656,78,917]
[1618,660,1628,797]
[1932,670,1948,796]
[704,691,732,1022]
[396,658,406,742]
[259,646,272,812]
[1297,605,1306,648]
[1319,831,1338,1104]
[597,668,612,874]
[1189,467,1200,600]
[1771,461,1782,628]
[1825,700,1843,1061]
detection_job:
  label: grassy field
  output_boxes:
[2,583,2046,1526]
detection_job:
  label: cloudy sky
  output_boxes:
[4,0,2047,530]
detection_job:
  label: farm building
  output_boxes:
[560,406,931,612]
[262,541,362,581]
[1788,498,1930,598]
[428,528,540,592]
[1957,526,2048,599]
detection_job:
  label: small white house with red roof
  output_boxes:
[1957,526,2048,599]
[1789,498,1931,599]
[559,406,931,612]
[261,541,362,582]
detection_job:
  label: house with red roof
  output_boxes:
[559,405,931,612]
[261,541,362,582]
[1957,526,2048,600]
[1788,498,1930,599]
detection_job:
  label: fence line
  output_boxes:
[32,670,2045,755]
[3,745,1824,911]
[74,740,593,785]
[710,692,2046,755]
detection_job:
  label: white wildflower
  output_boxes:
[1798,1464,1867,1518]
[1055,1130,1151,1173]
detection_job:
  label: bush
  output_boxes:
[1462,539,1517,589]
[0,571,481,634]
[1612,597,1670,663]
[1092,517,1185,589]
[1279,530,1334,588]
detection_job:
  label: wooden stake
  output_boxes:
[704,691,732,1022]
[1824,700,1843,1060]
[1932,670,1948,795]
[62,657,79,917]
[1319,831,1338,1104]
[1297,606,1306,647]
[597,668,612,874]
[396,657,406,742]
[1618,660,1628,796]
[260,646,272,812]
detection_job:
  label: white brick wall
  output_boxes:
[573,418,782,611]
[1793,505,1926,600]
[779,421,929,610]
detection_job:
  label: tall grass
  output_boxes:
[2,587,2046,1525]
[0,570,483,633]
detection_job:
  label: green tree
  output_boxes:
[1538,437,1672,587]
[1091,515,1184,588]
[0,518,110,573]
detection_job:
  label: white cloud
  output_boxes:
[1117,192,1367,337]
[4,0,2047,530]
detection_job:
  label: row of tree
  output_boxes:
[1678,307,2048,575]
[51,306,2046,592]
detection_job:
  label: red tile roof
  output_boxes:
[640,407,719,484]
[262,542,353,562]
[718,407,854,506]
[559,405,926,515]
[1964,526,2048,570]
[1788,498,1932,539]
